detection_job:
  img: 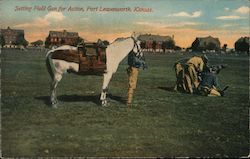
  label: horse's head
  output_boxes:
[131,36,143,57]
[130,36,147,69]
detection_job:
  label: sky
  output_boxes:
[0,0,249,48]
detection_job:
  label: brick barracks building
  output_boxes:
[138,34,175,52]
[45,30,80,48]
[0,26,27,48]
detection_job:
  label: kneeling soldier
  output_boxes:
[127,52,147,107]
[198,65,227,96]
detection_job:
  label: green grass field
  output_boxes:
[1,48,249,157]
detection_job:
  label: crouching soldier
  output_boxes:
[185,54,208,94]
[198,65,227,96]
[127,52,147,107]
[174,54,208,94]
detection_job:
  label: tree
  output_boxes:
[31,40,43,47]
[61,38,66,45]
[162,41,167,52]
[165,40,175,49]
[45,36,51,48]
[102,40,110,46]
[16,33,28,47]
[152,40,157,51]
[140,41,146,50]
[73,37,84,46]
[0,35,5,47]
[222,44,227,51]
[174,45,182,51]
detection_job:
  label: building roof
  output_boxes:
[138,34,173,42]
[49,30,78,38]
[0,26,24,34]
[31,40,43,45]
[235,37,249,44]
[196,35,220,42]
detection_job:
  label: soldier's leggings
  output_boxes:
[127,67,139,106]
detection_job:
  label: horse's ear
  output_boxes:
[131,32,140,40]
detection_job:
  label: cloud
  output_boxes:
[216,15,246,20]
[80,17,89,21]
[169,11,202,18]
[235,6,250,14]
[224,7,230,11]
[14,17,50,28]
[221,23,240,29]
[14,11,65,28]
[216,6,249,21]
[222,24,238,28]
[44,11,65,21]
[175,22,201,27]
[135,21,202,29]
[135,21,166,29]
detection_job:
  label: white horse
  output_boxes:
[45,35,142,108]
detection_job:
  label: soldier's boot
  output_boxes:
[209,88,221,97]
[127,89,134,108]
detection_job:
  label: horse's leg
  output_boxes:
[100,72,113,106]
[50,72,62,108]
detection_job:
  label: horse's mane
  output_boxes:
[111,37,131,44]
[46,45,77,57]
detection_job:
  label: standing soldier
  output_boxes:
[127,51,147,107]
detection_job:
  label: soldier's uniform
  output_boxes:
[174,58,189,92]
[127,52,146,107]
[174,55,208,93]
[185,55,207,93]
[198,70,222,96]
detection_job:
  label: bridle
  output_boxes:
[130,36,147,69]
[131,36,143,57]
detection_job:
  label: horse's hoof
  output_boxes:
[52,104,58,109]
[101,100,108,107]
[51,101,58,108]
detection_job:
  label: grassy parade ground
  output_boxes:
[1,48,249,157]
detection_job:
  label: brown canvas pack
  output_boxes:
[51,44,107,75]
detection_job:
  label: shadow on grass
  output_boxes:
[35,94,100,106]
[35,94,126,106]
[34,96,51,106]
[158,86,205,96]
[108,94,127,105]
[158,86,175,92]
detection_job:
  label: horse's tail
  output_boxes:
[46,52,54,80]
